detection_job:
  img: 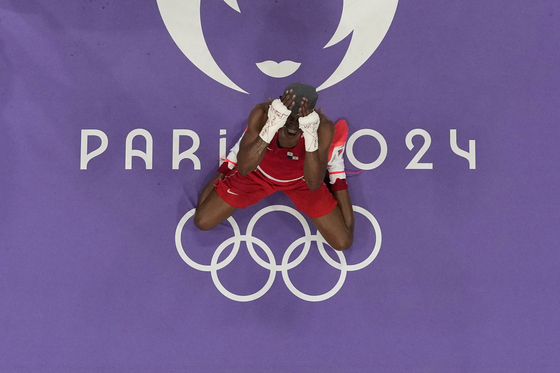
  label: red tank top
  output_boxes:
[257,132,305,182]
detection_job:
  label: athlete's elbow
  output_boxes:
[236,160,254,176]
[237,165,252,176]
[306,180,322,191]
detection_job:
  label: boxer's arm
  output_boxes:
[236,103,270,175]
[303,110,333,191]
[237,91,295,176]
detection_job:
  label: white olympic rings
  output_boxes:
[175,205,382,302]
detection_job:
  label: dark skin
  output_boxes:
[237,89,332,190]
[194,89,354,250]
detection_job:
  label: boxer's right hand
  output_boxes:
[280,89,296,112]
[259,90,294,144]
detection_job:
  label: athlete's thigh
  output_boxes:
[194,189,237,231]
[311,205,353,251]
[283,181,337,219]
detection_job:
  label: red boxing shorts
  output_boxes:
[214,168,337,219]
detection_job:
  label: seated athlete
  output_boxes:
[194,83,354,250]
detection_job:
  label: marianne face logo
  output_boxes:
[157,0,399,93]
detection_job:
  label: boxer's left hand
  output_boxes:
[298,98,320,152]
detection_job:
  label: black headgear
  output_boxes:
[284,83,318,115]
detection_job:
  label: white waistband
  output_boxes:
[256,166,304,183]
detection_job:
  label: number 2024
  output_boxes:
[345,129,476,170]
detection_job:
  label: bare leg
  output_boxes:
[194,173,237,231]
[311,188,354,251]
[196,172,223,208]
[332,189,354,232]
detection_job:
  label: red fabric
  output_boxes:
[330,178,348,192]
[217,161,232,176]
[214,169,337,219]
[328,119,348,159]
[257,132,306,181]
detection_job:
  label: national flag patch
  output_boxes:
[287,152,299,160]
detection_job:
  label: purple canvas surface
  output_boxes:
[1,0,559,372]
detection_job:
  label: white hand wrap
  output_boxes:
[299,111,320,152]
[259,99,291,144]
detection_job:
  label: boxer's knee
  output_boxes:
[330,231,353,251]
[193,210,217,231]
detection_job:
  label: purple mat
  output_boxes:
[1,0,559,371]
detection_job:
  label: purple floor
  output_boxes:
[1,0,559,371]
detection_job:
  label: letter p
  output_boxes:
[80,129,108,170]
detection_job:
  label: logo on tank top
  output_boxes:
[287,152,299,161]
[157,0,399,93]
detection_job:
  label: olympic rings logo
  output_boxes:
[175,205,382,302]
